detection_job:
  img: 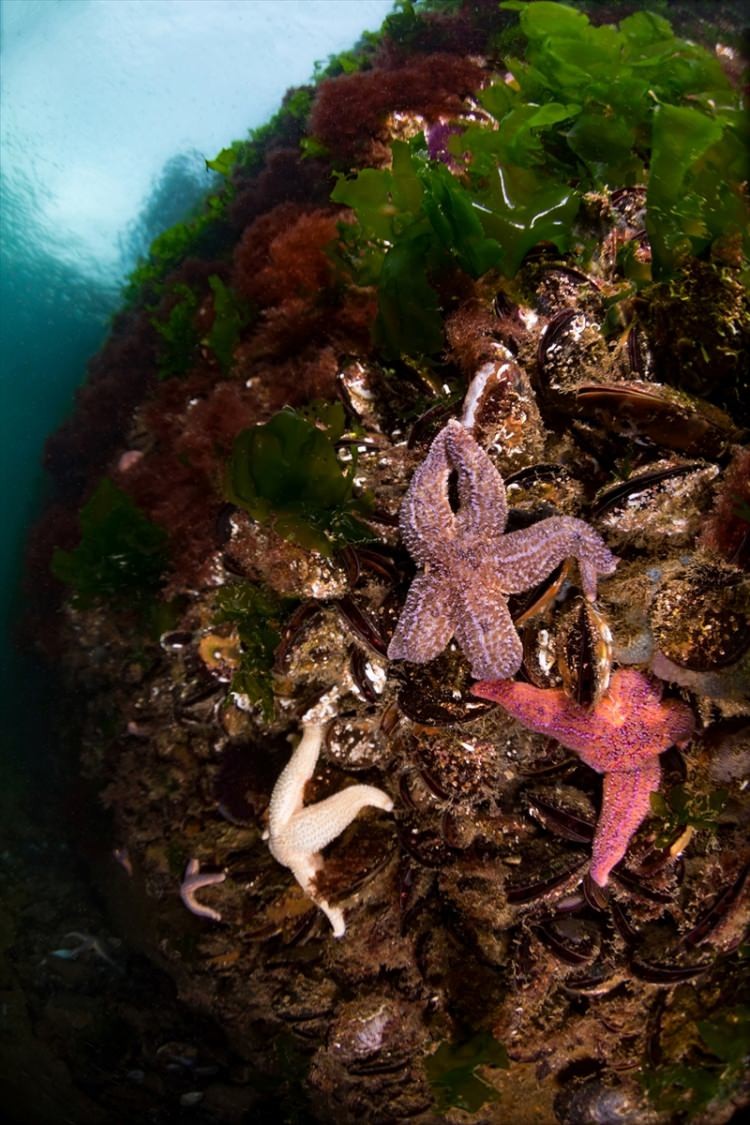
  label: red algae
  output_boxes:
[309,53,485,158]
[233,205,340,305]
[700,447,750,569]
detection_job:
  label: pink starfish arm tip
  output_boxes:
[589,757,661,886]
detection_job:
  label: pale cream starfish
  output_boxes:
[264,721,394,937]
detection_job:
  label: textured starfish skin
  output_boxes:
[180,858,226,922]
[388,420,618,680]
[264,722,393,936]
[471,669,695,886]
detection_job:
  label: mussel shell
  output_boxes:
[524,786,596,844]
[392,644,495,726]
[534,916,602,966]
[591,461,719,550]
[556,598,613,707]
[512,559,571,627]
[576,381,740,457]
[505,846,587,904]
[416,732,500,801]
[459,349,546,473]
[521,617,561,689]
[538,311,611,401]
[591,461,714,519]
[525,263,604,318]
[506,462,584,514]
[334,595,389,657]
[214,738,285,823]
[337,360,385,431]
[650,562,750,672]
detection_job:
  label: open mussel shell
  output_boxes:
[556,598,613,707]
[575,380,741,457]
[650,561,750,672]
[459,348,545,473]
[337,360,385,431]
[521,617,561,689]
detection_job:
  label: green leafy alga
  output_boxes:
[329,2,747,356]
[52,479,168,608]
[151,275,254,378]
[425,1030,509,1113]
[640,1007,750,1120]
[226,404,373,556]
[213,582,293,717]
[151,283,201,379]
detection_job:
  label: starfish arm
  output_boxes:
[472,678,600,753]
[279,785,393,859]
[180,861,226,922]
[590,758,661,886]
[287,853,346,938]
[388,571,457,664]
[444,419,508,537]
[473,670,694,774]
[496,517,617,598]
[268,722,325,836]
[454,578,523,680]
[399,425,455,565]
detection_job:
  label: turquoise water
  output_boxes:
[0,0,393,703]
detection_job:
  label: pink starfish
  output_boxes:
[471,669,694,887]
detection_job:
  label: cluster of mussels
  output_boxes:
[30,7,750,1124]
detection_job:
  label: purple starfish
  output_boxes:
[472,669,695,886]
[387,420,617,680]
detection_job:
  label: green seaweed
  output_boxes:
[501,1,747,276]
[640,1007,750,1120]
[124,201,228,302]
[205,275,255,373]
[151,283,201,378]
[52,479,168,608]
[649,783,728,846]
[329,1,747,357]
[226,403,373,556]
[425,1030,508,1112]
[151,276,254,377]
[213,582,293,718]
[205,140,246,177]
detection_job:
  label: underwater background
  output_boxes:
[0,0,393,695]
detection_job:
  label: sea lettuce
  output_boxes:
[226,404,373,555]
[329,1,747,357]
